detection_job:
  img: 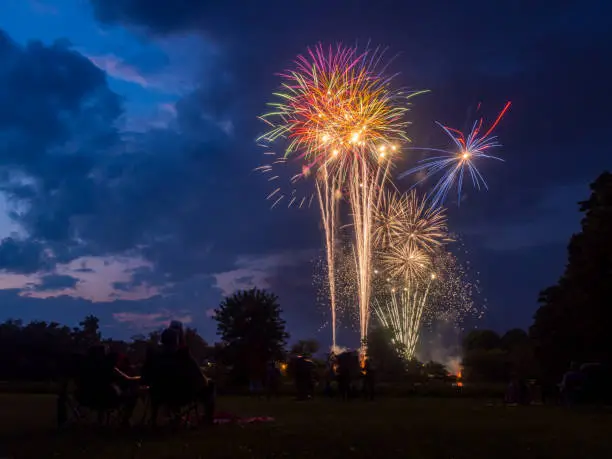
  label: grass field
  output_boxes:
[1,393,611,458]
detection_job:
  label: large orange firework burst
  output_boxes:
[259,43,424,181]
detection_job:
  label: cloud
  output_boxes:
[211,249,316,296]
[0,30,122,268]
[0,237,54,274]
[33,274,79,291]
[112,309,192,330]
[90,0,213,35]
[86,53,149,87]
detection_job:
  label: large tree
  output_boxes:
[531,172,612,379]
[214,288,289,383]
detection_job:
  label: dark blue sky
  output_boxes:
[0,0,610,347]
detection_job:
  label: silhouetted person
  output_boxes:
[560,361,582,406]
[169,320,188,349]
[362,358,376,401]
[336,352,353,401]
[324,353,337,397]
[505,373,530,405]
[265,361,281,399]
[72,345,138,425]
[142,328,215,425]
[294,356,315,400]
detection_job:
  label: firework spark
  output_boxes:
[400,102,511,206]
[380,242,432,281]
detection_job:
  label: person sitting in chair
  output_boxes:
[72,345,139,425]
[142,327,215,425]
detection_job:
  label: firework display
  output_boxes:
[258,42,508,358]
[259,44,422,350]
[399,102,511,206]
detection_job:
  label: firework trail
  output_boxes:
[374,274,437,359]
[399,102,511,206]
[315,165,340,347]
[254,150,316,209]
[259,43,422,350]
[348,155,385,349]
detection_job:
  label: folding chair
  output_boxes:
[57,378,124,427]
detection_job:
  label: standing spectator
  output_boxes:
[363,357,376,401]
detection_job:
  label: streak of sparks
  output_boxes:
[315,165,340,347]
[373,274,436,359]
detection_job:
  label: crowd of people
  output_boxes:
[503,361,612,406]
[258,350,377,401]
[58,321,215,427]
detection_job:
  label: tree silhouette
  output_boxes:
[290,339,320,357]
[366,326,406,380]
[463,329,501,352]
[500,328,529,351]
[76,315,101,349]
[214,288,289,383]
[531,171,612,379]
[461,328,537,382]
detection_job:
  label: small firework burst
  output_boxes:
[400,102,511,206]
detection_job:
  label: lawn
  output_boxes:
[1,393,611,458]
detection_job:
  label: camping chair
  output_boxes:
[56,353,133,427]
